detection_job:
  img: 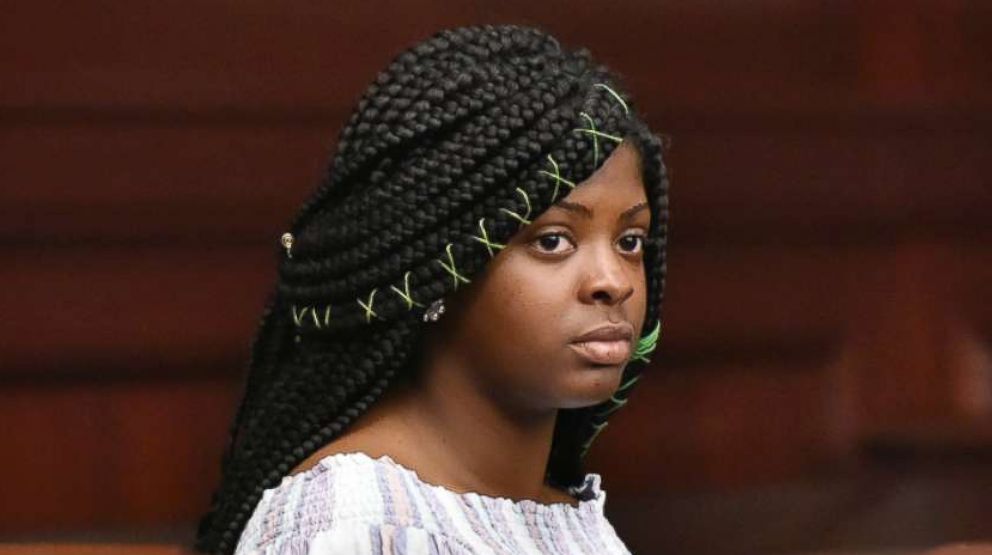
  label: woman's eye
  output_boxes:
[531,232,647,256]
[618,233,646,254]
[533,232,574,254]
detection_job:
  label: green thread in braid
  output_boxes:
[608,391,630,406]
[594,355,649,420]
[291,305,309,327]
[437,243,471,289]
[594,83,630,116]
[470,218,506,258]
[616,373,641,394]
[579,421,609,458]
[389,271,424,310]
[630,320,661,363]
[573,128,623,144]
[595,397,628,419]
[499,187,533,225]
[539,154,576,202]
[578,112,600,166]
[358,288,379,322]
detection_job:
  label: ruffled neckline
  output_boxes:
[304,450,606,517]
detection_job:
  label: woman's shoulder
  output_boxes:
[255,450,419,529]
[236,450,443,553]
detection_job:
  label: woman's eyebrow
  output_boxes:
[551,200,649,222]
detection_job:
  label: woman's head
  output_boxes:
[423,140,649,416]
[196,23,668,554]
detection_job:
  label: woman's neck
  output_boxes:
[289,374,575,506]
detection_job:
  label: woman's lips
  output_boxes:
[569,339,631,365]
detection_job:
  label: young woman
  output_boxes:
[195,23,670,555]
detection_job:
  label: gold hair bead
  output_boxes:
[281,232,294,258]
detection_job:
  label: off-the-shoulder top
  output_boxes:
[234,451,632,554]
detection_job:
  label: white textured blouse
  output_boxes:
[235,451,633,554]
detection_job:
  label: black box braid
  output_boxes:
[194,23,669,554]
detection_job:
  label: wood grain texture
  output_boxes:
[3,0,990,550]
[0,379,238,533]
[0,246,272,378]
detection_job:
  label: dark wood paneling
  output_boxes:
[3,0,991,550]
[0,378,238,533]
[592,360,838,492]
[0,123,334,242]
[0,246,271,377]
[848,243,992,435]
[664,123,992,244]
[608,461,992,555]
[3,0,989,245]
[5,119,989,243]
[5,1,989,111]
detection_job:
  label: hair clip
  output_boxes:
[538,154,575,202]
[631,320,661,363]
[578,112,601,166]
[358,288,379,323]
[470,218,506,258]
[436,243,471,289]
[423,298,445,322]
[498,187,533,226]
[593,83,630,117]
[281,232,294,259]
[390,271,424,310]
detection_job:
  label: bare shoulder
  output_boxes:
[289,385,416,477]
[289,436,359,477]
[288,420,398,477]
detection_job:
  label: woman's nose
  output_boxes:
[578,241,634,306]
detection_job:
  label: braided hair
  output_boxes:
[195,23,669,554]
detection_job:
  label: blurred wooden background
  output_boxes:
[1,1,990,554]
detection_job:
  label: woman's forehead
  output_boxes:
[543,143,647,215]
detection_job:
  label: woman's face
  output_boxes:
[427,140,650,414]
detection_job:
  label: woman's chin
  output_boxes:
[556,365,625,408]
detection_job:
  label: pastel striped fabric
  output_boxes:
[235,451,633,554]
